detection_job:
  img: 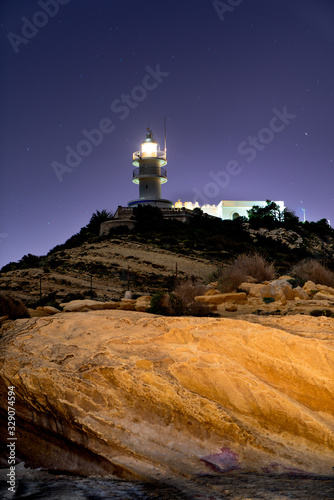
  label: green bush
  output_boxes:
[310,309,334,318]
[263,297,275,304]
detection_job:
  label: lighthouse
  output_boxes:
[128,128,173,208]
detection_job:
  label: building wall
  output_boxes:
[174,200,285,220]
[218,200,285,220]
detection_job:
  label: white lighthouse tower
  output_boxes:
[128,128,172,208]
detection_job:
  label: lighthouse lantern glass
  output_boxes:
[141,141,157,158]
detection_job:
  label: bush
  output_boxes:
[148,292,183,316]
[218,253,277,292]
[173,281,207,304]
[0,294,29,319]
[263,297,275,304]
[290,259,334,287]
[173,281,210,316]
[28,292,61,310]
[148,281,211,317]
[310,309,334,318]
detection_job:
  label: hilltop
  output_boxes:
[0,205,333,309]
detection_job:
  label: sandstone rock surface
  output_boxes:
[0,311,333,481]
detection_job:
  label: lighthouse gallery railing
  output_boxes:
[133,166,167,179]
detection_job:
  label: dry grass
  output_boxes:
[291,259,334,287]
[149,281,211,317]
[173,281,210,316]
[173,281,207,305]
[218,253,277,293]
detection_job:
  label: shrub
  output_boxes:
[148,292,169,315]
[28,292,61,310]
[187,301,212,317]
[148,281,211,317]
[218,253,277,292]
[148,292,183,316]
[0,294,29,319]
[290,259,334,287]
[173,281,210,316]
[310,309,334,318]
[173,281,207,304]
[263,297,275,304]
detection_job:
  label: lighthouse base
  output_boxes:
[128,198,173,209]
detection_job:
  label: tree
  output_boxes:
[282,208,299,228]
[247,200,282,229]
[86,209,113,235]
[247,200,282,220]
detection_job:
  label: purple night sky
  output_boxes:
[1,0,333,268]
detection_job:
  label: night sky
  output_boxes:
[1,0,333,268]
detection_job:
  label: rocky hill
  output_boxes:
[0,237,216,306]
[1,208,334,317]
[1,219,334,307]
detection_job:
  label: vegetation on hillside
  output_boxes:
[1,203,333,276]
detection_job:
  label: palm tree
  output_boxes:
[86,209,113,235]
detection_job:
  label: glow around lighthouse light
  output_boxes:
[141,140,157,158]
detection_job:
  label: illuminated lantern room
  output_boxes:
[141,131,158,158]
[128,128,172,208]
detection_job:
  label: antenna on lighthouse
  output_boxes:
[164,117,167,153]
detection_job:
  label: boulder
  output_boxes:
[225,304,238,312]
[101,301,119,310]
[195,292,247,305]
[1,310,333,479]
[315,284,334,296]
[60,300,107,312]
[303,281,317,294]
[36,306,61,315]
[28,308,48,317]
[135,296,152,312]
[313,292,334,303]
[293,287,309,301]
[204,289,220,296]
[260,280,294,302]
[238,282,264,297]
[118,301,136,311]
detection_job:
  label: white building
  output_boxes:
[218,200,285,220]
[174,200,285,220]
